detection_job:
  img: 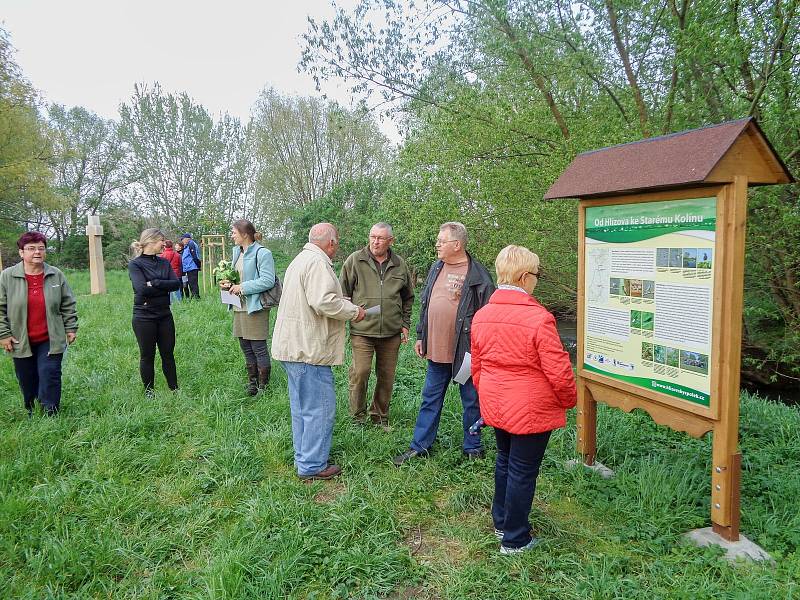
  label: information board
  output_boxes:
[583,197,716,406]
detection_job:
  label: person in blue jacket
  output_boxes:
[180,233,202,299]
[224,219,276,394]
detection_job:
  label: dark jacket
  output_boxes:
[340,247,414,337]
[128,254,181,320]
[416,251,495,377]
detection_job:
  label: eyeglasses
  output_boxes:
[435,239,458,247]
[369,235,392,242]
[23,246,47,253]
[526,269,543,280]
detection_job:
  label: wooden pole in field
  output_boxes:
[86,214,107,295]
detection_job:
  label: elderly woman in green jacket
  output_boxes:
[0,232,78,415]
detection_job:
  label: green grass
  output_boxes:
[1,269,798,598]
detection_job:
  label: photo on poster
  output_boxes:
[642,342,654,361]
[610,277,624,295]
[666,347,680,367]
[630,279,643,297]
[683,248,697,268]
[680,350,709,375]
[656,248,670,267]
[654,344,666,363]
[642,280,655,299]
[630,310,642,329]
[623,279,632,296]
[641,311,654,331]
[669,248,683,267]
[698,248,713,269]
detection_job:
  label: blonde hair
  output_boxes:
[495,245,540,287]
[130,228,166,257]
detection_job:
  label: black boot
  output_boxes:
[257,365,271,391]
[246,363,259,396]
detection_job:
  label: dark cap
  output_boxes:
[181,233,192,239]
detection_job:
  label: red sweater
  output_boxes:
[160,248,182,278]
[471,289,577,434]
[25,273,49,344]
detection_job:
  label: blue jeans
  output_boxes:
[170,289,182,303]
[410,360,482,453]
[13,341,64,414]
[492,428,552,548]
[281,361,337,476]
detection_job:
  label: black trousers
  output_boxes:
[238,338,271,369]
[14,340,63,414]
[492,428,552,548]
[132,314,178,391]
[184,270,200,299]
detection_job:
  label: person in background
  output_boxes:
[340,222,414,429]
[159,239,183,303]
[271,223,366,481]
[180,233,201,299]
[129,228,181,396]
[0,232,78,416]
[393,222,495,466]
[224,219,276,395]
[174,241,188,296]
[470,245,576,554]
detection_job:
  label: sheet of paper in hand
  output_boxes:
[220,290,241,308]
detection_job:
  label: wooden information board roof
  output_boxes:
[545,117,794,200]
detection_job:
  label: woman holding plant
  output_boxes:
[129,228,181,396]
[221,219,276,395]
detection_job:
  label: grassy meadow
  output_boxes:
[1,267,799,599]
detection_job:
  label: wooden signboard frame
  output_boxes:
[201,234,227,294]
[577,183,744,540]
[545,118,794,543]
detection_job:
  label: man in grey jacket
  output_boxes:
[272,223,365,480]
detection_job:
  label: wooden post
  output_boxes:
[709,176,748,541]
[86,214,107,295]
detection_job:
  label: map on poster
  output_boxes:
[583,197,716,406]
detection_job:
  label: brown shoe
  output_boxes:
[257,365,271,390]
[299,464,342,481]
[245,363,258,396]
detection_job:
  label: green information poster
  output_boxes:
[583,197,716,406]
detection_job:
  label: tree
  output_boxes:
[119,83,253,233]
[46,105,132,249]
[250,88,390,233]
[0,27,58,231]
[303,0,800,379]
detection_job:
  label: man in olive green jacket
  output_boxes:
[340,222,415,427]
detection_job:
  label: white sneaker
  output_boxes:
[494,528,504,540]
[500,538,540,554]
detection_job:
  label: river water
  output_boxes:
[555,319,799,406]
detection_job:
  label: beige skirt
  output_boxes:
[233,309,270,341]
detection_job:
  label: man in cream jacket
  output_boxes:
[272,223,366,480]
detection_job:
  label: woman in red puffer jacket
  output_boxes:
[471,244,576,554]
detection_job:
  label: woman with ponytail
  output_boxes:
[224,219,276,395]
[128,228,181,396]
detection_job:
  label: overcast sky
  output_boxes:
[1,0,399,138]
